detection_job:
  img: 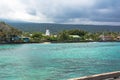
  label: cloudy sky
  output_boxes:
[0,0,120,25]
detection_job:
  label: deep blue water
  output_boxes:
[0,42,120,80]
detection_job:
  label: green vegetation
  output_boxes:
[57,30,70,41]
[0,22,120,43]
[27,29,120,42]
[0,22,22,43]
[31,32,43,42]
[67,29,87,36]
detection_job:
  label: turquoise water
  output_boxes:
[0,42,120,80]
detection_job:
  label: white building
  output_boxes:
[99,34,105,41]
[45,29,50,36]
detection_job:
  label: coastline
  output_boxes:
[0,40,120,44]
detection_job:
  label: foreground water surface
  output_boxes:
[0,42,120,80]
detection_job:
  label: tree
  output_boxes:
[67,29,88,37]
[57,30,70,41]
[43,36,57,41]
[31,32,43,42]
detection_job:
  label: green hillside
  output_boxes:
[0,22,22,43]
[0,22,22,35]
[9,23,120,34]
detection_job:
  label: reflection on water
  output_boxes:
[0,42,120,80]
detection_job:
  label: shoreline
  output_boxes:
[0,41,120,44]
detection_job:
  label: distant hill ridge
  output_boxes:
[8,23,120,34]
[0,22,22,35]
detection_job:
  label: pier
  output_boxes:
[68,71,120,80]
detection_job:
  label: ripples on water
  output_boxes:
[0,42,120,80]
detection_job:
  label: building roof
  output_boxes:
[117,36,120,38]
[69,35,80,38]
[99,35,113,38]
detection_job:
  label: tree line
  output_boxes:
[23,29,120,43]
[0,22,120,43]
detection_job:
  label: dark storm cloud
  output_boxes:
[89,0,120,22]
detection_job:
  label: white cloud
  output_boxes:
[97,8,113,14]
[65,18,120,26]
[0,0,120,25]
[0,0,53,23]
[0,0,96,22]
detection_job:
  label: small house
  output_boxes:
[69,35,81,41]
[116,36,120,40]
[22,37,30,42]
[99,35,114,41]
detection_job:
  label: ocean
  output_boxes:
[0,42,120,80]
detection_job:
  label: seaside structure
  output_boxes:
[45,29,50,36]
[117,36,120,40]
[68,71,120,80]
[6,35,30,43]
[99,35,114,41]
[69,35,80,38]
[99,34,105,41]
[22,37,30,42]
[69,35,81,41]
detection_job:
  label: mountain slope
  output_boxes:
[0,22,22,35]
[8,23,120,34]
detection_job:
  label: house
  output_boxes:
[116,36,120,40]
[69,35,81,41]
[99,35,114,41]
[85,38,93,41]
[53,35,57,37]
[6,35,21,43]
[22,37,30,42]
